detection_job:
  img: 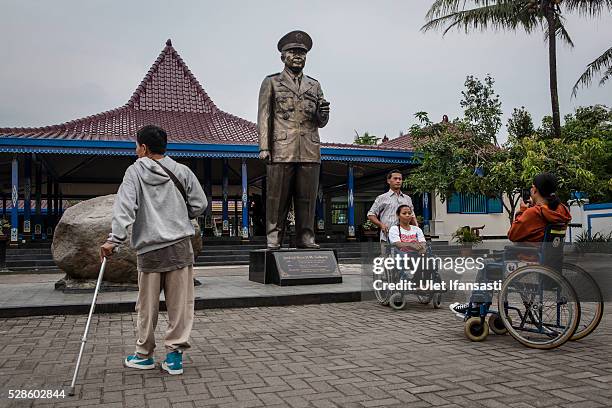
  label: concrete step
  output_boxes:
[2,266,61,274]
[6,254,53,262]
[4,243,52,249]
[5,259,57,267]
[6,249,53,256]
[194,258,358,267]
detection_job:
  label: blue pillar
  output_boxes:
[222,158,229,235]
[241,158,249,240]
[204,158,212,218]
[53,181,59,224]
[46,170,52,238]
[34,160,42,239]
[23,155,32,240]
[10,157,19,244]
[347,163,355,239]
[316,167,324,231]
[202,158,212,236]
[422,192,431,234]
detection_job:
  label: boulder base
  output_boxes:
[52,194,202,284]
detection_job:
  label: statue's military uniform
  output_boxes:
[258,71,328,162]
[257,30,329,249]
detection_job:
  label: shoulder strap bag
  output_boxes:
[152,159,191,213]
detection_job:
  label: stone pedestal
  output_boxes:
[249,248,342,286]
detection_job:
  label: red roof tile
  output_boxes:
[378,132,413,150]
[0,39,257,144]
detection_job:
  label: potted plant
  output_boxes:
[0,219,9,270]
[362,219,379,238]
[452,226,483,256]
[0,218,9,240]
[575,231,612,254]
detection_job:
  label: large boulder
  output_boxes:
[52,195,202,283]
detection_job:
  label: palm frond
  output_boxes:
[557,22,574,47]
[425,0,464,21]
[422,1,539,35]
[425,0,507,20]
[571,47,612,97]
[543,17,574,47]
[564,0,612,16]
[598,66,612,86]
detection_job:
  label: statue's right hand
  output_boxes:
[259,150,271,162]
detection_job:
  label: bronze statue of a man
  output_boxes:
[257,30,330,250]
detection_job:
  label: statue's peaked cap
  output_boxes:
[277,30,312,52]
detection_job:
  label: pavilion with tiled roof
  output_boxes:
[0,39,418,244]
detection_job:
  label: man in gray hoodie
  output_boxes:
[100,125,207,375]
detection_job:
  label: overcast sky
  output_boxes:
[1,0,611,144]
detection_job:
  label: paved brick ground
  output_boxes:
[0,301,610,408]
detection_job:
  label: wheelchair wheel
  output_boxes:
[464,317,489,341]
[389,292,406,310]
[498,265,579,349]
[431,293,442,309]
[561,263,604,341]
[487,314,508,335]
[374,268,393,306]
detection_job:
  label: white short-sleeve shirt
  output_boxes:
[367,190,414,241]
[388,225,426,246]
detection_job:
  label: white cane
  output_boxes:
[68,256,108,396]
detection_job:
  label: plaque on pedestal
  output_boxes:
[249,248,342,286]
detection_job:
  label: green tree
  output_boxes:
[406,76,503,204]
[353,131,380,145]
[422,0,612,138]
[408,105,611,225]
[572,46,612,97]
[461,75,503,146]
[562,104,612,142]
[507,106,536,139]
[561,105,612,201]
[406,113,496,203]
[519,135,607,200]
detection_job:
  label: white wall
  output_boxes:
[567,201,612,242]
[429,193,510,241]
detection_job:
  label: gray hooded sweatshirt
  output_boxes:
[108,156,207,255]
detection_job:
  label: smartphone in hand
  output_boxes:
[521,188,532,206]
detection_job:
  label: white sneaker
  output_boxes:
[449,302,470,319]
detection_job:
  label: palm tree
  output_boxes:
[572,46,612,97]
[422,0,612,138]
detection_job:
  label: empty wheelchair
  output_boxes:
[460,223,603,349]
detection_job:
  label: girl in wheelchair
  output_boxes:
[449,172,571,318]
[388,205,427,255]
[382,205,444,309]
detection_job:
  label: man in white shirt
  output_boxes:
[367,170,416,254]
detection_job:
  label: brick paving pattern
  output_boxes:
[0,301,610,407]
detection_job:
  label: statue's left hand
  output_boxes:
[318,99,330,117]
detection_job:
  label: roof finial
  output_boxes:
[166,39,172,46]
